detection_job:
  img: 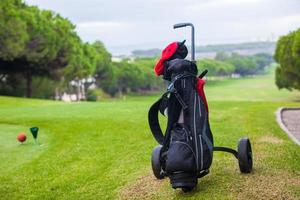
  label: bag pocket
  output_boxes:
[166,124,196,173]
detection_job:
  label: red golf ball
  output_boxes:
[17,133,26,143]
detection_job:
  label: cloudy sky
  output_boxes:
[25,0,300,55]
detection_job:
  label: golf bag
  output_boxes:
[149,24,253,193]
[148,41,213,191]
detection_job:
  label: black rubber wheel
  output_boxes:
[151,145,165,179]
[237,137,253,173]
[181,187,194,193]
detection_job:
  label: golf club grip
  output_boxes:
[199,69,208,79]
[173,23,188,29]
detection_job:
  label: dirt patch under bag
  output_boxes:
[119,173,166,200]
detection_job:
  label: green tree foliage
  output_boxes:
[63,42,97,82]
[61,40,112,100]
[101,58,163,96]
[199,53,273,77]
[274,28,300,91]
[0,1,113,99]
[93,41,112,87]
[197,59,235,76]
[31,77,59,99]
[0,74,25,96]
[223,53,272,76]
[0,0,28,60]
[227,53,257,76]
[132,58,162,90]
[215,51,230,61]
[252,53,273,72]
[0,0,81,97]
[0,0,276,99]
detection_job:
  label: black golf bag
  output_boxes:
[149,57,213,191]
[148,38,253,192]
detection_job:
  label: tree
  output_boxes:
[101,58,164,97]
[0,0,28,60]
[101,62,119,96]
[252,53,273,70]
[228,53,257,76]
[274,28,300,91]
[93,41,112,88]
[132,58,162,90]
[197,59,235,76]
[62,41,99,100]
[215,51,230,61]
[0,0,83,97]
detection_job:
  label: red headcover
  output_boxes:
[154,42,178,76]
[196,78,209,113]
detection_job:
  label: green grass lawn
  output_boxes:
[0,73,300,200]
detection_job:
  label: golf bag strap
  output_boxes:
[148,91,185,145]
[148,75,191,144]
[148,97,165,145]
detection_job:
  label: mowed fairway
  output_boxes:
[0,73,300,199]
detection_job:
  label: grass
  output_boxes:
[0,72,299,199]
[204,74,300,102]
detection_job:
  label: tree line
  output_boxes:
[99,58,163,97]
[0,0,275,101]
[197,52,273,76]
[195,41,275,53]
[131,41,275,58]
[0,0,165,100]
[101,53,273,97]
[0,0,111,98]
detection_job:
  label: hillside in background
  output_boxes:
[131,48,161,58]
[130,41,276,59]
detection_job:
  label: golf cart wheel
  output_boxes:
[237,137,253,173]
[182,186,194,193]
[151,145,165,179]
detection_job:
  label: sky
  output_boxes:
[25,0,300,55]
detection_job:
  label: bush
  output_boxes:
[32,77,58,99]
[86,89,98,101]
[101,59,164,97]
[197,59,235,76]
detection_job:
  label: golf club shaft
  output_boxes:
[173,23,195,61]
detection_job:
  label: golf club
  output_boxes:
[173,23,195,62]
